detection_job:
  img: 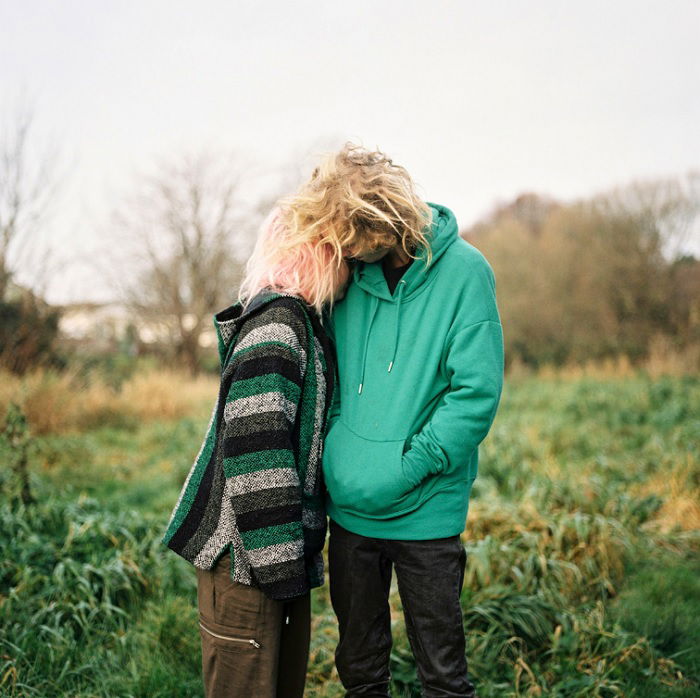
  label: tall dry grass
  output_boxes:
[2,340,697,434]
[636,460,700,533]
[506,338,700,381]
[0,367,218,435]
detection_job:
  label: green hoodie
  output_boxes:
[321,202,504,539]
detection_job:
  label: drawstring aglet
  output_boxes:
[358,383,363,394]
[387,361,393,372]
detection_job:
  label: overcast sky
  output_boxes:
[2,0,699,304]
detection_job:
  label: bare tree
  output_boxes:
[104,150,262,375]
[98,135,347,375]
[0,101,66,374]
[0,102,60,302]
[597,172,700,262]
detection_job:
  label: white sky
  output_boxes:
[2,0,699,304]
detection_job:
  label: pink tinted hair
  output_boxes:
[238,206,350,316]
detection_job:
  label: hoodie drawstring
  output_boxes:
[358,296,379,394]
[358,281,406,393]
[387,280,406,373]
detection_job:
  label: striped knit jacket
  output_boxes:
[161,290,336,600]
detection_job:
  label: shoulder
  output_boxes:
[437,239,500,326]
[437,238,496,297]
[443,237,495,281]
[257,295,311,329]
[233,296,310,364]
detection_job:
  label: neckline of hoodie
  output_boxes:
[354,225,458,302]
[356,263,442,304]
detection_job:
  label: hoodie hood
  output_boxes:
[352,202,458,302]
[212,289,303,367]
[350,202,459,392]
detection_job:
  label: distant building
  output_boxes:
[55,300,216,351]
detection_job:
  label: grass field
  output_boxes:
[1,371,699,696]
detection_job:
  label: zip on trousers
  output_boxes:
[199,620,261,648]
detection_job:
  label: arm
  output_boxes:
[401,318,504,488]
[324,308,342,422]
[222,309,309,600]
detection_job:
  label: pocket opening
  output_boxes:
[323,419,428,519]
[199,620,261,648]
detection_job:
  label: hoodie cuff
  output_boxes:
[401,439,445,489]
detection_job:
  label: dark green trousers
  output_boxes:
[196,551,310,698]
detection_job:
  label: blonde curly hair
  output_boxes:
[238,141,433,314]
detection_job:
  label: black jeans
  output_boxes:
[328,519,476,698]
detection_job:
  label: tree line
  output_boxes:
[1,103,698,375]
[465,175,699,368]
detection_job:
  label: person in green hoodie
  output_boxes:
[312,142,505,697]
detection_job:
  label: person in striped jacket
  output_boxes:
[161,203,349,697]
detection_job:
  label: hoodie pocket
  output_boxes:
[322,420,424,518]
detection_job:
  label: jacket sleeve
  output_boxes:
[400,316,504,488]
[222,309,309,600]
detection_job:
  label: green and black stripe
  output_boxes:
[162,290,335,601]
